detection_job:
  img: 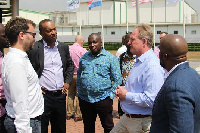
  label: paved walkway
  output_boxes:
[48,97,120,133]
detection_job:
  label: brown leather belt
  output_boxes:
[126,114,151,118]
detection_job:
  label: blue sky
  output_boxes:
[19,0,199,13]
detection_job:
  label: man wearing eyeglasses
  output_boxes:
[28,19,74,133]
[1,17,44,133]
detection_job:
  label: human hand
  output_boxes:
[115,85,127,101]
[62,83,69,94]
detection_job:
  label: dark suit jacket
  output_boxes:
[151,62,200,133]
[28,39,74,84]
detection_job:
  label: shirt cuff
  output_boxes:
[126,92,135,103]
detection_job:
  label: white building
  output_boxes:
[54,0,200,43]
[2,0,200,43]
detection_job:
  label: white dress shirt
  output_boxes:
[1,47,44,133]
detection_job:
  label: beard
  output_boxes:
[160,58,166,69]
[23,41,34,52]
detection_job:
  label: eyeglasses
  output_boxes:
[24,32,36,38]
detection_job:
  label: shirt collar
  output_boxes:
[165,61,188,79]
[42,39,58,48]
[9,47,27,57]
[89,48,106,57]
[136,49,153,63]
[73,43,81,47]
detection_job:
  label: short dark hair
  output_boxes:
[124,33,131,44]
[160,32,168,35]
[122,35,126,45]
[39,19,52,32]
[88,33,102,42]
[5,17,35,45]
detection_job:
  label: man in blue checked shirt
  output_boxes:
[111,24,165,133]
[77,33,122,133]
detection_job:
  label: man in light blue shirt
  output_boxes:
[111,24,165,133]
[77,33,122,133]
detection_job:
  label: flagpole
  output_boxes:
[101,0,104,48]
[79,0,82,35]
[183,0,185,38]
[126,0,128,33]
[136,0,140,24]
[153,0,155,49]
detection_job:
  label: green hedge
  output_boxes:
[67,42,122,50]
[67,42,200,51]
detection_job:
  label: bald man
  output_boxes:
[66,35,87,122]
[151,34,200,133]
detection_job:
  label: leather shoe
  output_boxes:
[74,117,83,122]
[66,116,72,120]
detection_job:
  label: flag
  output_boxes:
[132,0,153,7]
[67,0,80,11]
[88,0,102,10]
[167,0,182,4]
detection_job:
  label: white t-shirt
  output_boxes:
[116,45,127,58]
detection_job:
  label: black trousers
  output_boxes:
[79,97,114,133]
[41,93,66,133]
[0,99,7,133]
[118,100,124,116]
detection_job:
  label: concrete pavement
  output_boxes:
[48,97,120,133]
[47,59,200,133]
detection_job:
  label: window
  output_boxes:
[0,0,10,8]
[2,18,5,22]
[174,31,178,34]
[191,30,196,34]
[157,31,161,34]
[111,31,115,35]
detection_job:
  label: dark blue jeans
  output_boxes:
[4,115,41,133]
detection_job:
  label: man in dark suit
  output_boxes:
[150,34,200,133]
[28,19,74,133]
